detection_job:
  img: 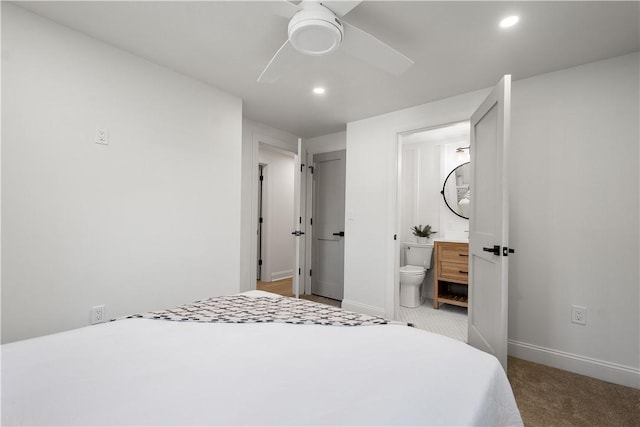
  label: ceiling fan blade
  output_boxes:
[272,0,302,19]
[319,1,361,17]
[257,39,299,83]
[341,22,414,76]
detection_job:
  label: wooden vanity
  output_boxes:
[433,240,469,309]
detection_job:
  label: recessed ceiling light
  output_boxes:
[499,15,519,28]
[313,87,326,95]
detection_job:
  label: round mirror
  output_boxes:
[441,162,470,219]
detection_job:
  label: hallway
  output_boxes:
[256,278,341,308]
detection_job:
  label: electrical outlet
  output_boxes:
[571,305,587,325]
[91,305,106,324]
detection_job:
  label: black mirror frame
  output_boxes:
[440,161,470,220]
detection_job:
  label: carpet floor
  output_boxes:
[508,356,640,426]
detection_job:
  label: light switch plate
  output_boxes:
[95,128,109,145]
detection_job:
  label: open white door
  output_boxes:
[292,138,304,298]
[468,75,512,371]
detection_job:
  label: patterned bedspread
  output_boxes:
[120,294,406,327]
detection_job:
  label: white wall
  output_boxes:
[401,143,440,244]
[400,129,471,244]
[344,90,488,317]
[1,4,243,343]
[258,147,295,281]
[304,131,346,155]
[345,53,639,387]
[507,53,639,387]
[240,118,298,291]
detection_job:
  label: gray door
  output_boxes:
[311,150,346,300]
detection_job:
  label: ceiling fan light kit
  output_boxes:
[257,0,414,83]
[288,5,343,56]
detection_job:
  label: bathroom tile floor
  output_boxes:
[397,299,468,342]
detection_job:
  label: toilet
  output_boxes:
[399,243,434,307]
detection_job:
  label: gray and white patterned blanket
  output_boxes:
[121,294,406,327]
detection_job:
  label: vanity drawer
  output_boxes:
[439,261,469,283]
[438,244,469,260]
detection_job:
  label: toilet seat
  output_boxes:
[400,265,425,275]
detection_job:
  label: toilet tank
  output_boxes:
[404,243,434,269]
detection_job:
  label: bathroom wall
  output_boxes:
[400,125,470,245]
[400,144,439,244]
[440,142,471,239]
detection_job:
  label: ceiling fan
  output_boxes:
[258,0,414,83]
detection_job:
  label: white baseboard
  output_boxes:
[509,340,640,389]
[341,299,386,317]
[270,270,293,281]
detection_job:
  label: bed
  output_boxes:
[2,291,523,426]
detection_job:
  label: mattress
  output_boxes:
[1,291,522,426]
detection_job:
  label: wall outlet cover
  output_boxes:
[91,305,106,324]
[571,305,587,325]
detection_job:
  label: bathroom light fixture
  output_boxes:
[499,15,520,28]
[313,86,326,95]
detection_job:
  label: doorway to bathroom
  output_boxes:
[396,121,471,342]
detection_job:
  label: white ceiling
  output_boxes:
[14,1,640,138]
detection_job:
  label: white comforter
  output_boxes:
[2,292,522,426]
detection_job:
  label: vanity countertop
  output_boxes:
[433,237,469,244]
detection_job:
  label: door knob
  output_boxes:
[482,245,500,256]
[503,247,515,256]
[332,231,345,237]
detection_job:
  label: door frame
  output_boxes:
[249,133,302,289]
[393,119,472,318]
